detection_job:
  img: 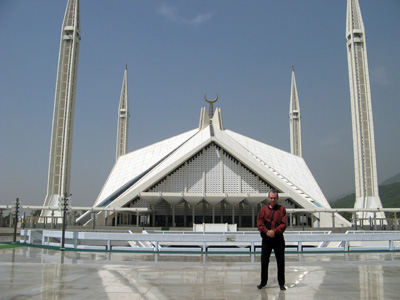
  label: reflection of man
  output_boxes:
[257,189,287,290]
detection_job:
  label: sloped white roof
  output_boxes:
[94,129,198,206]
[77,107,353,228]
[93,118,330,211]
[104,126,214,208]
[223,130,330,208]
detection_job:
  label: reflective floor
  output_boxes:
[0,246,399,300]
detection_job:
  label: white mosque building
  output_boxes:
[77,88,349,228]
[44,0,384,229]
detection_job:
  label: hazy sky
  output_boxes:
[0,0,399,208]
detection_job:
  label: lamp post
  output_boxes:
[91,211,96,230]
[300,214,307,231]
[59,194,71,250]
[12,198,20,243]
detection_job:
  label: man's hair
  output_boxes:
[268,188,279,198]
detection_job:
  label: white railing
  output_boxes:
[2,205,399,230]
[19,229,400,253]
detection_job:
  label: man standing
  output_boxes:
[257,189,287,290]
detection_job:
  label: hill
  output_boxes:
[381,172,400,185]
[330,172,400,220]
[331,171,400,207]
[330,181,400,220]
[330,182,400,209]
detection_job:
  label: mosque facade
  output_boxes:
[77,96,349,227]
[43,0,383,228]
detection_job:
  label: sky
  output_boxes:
[0,0,399,208]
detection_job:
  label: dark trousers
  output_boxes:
[260,235,285,286]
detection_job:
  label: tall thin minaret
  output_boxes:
[289,66,302,157]
[346,0,384,223]
[42,0,81,218]
[116,65,129,160]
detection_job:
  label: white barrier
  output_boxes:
[193,223,237,232]
[19,229,400,253]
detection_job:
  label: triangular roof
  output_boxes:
[78,107,351,227]
[93,108,330,211]
[94,128,199,207]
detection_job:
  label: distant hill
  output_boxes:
[331,172,400,207]
[330,182,400,221]
[381,172,400,185]
[330,173,400,220]
[331,182,400,209]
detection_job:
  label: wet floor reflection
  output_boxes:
[0,247,399,299]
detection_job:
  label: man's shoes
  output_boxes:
[257,284,265,289]
[280,285,286,291]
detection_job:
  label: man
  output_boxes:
[257,189,287,290]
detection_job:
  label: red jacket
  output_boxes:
[257,204,287,235]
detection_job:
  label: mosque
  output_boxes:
[42,0,383,228]
[78,91,349,228]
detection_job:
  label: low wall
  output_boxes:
[193,223,237,232]
[18,229,400,253]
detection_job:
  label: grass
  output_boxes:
[0,243,24,249]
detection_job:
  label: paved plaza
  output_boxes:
[0,245,399,300]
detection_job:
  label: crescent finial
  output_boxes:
[204,93,218,104]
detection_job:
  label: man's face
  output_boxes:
[268,192,278,208]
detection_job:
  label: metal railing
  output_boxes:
[1,205,400,230]
[19,229,400,253]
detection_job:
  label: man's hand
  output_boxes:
[267,230,275,238]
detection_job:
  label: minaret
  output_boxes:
[346,0,384,223]
[289,66,302,157]
[42,0,81,218]
[116,65,129,160]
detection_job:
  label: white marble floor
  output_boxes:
[0,246,399,300]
